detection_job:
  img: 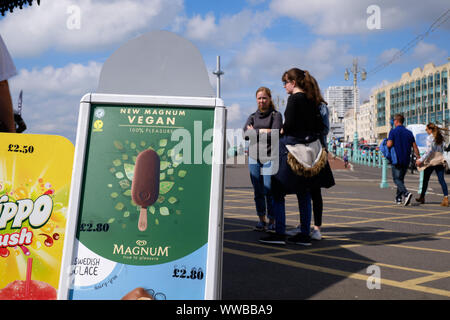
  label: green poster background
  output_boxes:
[77,104,214,266]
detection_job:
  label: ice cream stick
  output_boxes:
[138,207,148,232]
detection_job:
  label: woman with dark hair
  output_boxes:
[415,123,449,206]
[308,75,330,241]
[243,87,283,231]
[285,75,330,240]
[259,68,334,245]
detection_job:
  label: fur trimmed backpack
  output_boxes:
[286,140,327,178]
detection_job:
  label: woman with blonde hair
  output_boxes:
[416,123,449,206]
[243,87,283,231]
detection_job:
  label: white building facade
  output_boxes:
[358,95,377,143]
[325,86,360,142]
[343,108,356,142]
[343,95,377,144]
[325,86,360,122]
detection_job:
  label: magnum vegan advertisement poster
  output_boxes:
[68,104,216,300]
[0,133,74,300]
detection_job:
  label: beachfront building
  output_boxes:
[373,61,449,140]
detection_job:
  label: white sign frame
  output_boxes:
[58,93,226,300]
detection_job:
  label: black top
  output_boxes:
[243,107,282,134]
[283,92,322,142]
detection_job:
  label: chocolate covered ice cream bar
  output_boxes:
[121,287,154,300]
[131,149,160,231]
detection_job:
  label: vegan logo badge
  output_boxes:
[93,120,104,132]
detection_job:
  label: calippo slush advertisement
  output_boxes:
[68,104,215,300]
[0,133,74,300]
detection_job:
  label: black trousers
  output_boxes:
[420,165,448,197]
[310,188,323,227]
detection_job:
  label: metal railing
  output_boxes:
[328,141,426,193]
[328,142,382,168]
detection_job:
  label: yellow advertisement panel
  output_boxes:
[0,133,74,300]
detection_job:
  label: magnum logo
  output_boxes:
[113,240,169,260]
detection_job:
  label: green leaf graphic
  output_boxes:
[159,181,174,194]
[124,163,135,181]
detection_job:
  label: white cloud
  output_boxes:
[227,103,243,123]
[226,103,252,144]
[11,61,101,97]
[185,13,218,41]
[184,10,275,47]
[374,41,448,72]
[269,0,450,35]
[0,0,184,57]
[270,0,370,35]
[378,48,402,64]
[221,37,353,129]
[303,39,353,79]
[8,61,102,142]
[20,95,81,141]
[411,41,448,64]
[227,37,352,89]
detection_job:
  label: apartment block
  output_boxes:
[373,61,449,139]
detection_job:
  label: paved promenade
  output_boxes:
[221,154,450,299]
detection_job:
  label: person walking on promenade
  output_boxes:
[332,141,337,159]
[0,35,17,133]
[415,123,449,206]
[243,87,283,231]
[259,68,334,245]
[343,150,349,168]
[387,114,420,205]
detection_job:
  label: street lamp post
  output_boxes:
[445,58,450,130]
[345,58,366,162]
[213,56,224,99]
[443,91,447,129]
[417,102,420,124]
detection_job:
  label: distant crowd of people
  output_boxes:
[243,69,449,246]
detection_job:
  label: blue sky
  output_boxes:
[1,0,449,143]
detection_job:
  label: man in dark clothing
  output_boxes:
[387,114,420,205]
